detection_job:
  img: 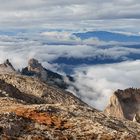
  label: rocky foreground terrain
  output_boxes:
[0,59,139,139]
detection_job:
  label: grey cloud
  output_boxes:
[0,0,140,30]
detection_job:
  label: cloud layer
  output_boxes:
[0,1,140,110]
[0,31,139,66]
[0,31,140,69]
[0,31,140,110]
[0,0,140,31]
[71,60,140,110]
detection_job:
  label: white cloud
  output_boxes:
[0,32,140,110]
[71,60,140,110]
[0,31,140,70]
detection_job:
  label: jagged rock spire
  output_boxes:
[0,59,15,74]
[28,58,42,70]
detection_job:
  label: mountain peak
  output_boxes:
[74,30,140,42]
[22,58,74,89]
[0,59,15,74]
[28,58,42,70]
[4,59,10,65]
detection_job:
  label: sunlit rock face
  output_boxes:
[0,59,16,74]
[104,88,140,121]
[22,58,74,89]
[23,58,47,81]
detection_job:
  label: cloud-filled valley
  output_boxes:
[1,0,140,109]
[0,30,140,109]
[0,31,140,67]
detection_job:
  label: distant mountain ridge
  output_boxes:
[74,31,140,42]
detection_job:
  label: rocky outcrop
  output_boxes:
[22,58,74,89]
[0,79,46,104]
[133,113,140,123]
[0,59,16,74]
[0,74,85,106]
[104,88,140,121]
[26,58,47,81]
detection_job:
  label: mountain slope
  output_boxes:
[0,74,85,106]
[0,76,139,139]
[0,60,139,139]
[0,75,139,139]
[0,102,140,139]
[74,31,140,42]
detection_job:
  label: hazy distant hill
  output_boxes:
[74,31,140,42]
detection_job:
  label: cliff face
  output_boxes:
[104,88,140,121]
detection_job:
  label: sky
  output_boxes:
[0,0,140,32]
[0,0,140,110]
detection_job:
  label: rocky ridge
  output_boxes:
[104,88,140,122]
[0,59,16,74]
[21,58,74,89]
[0,74,85,106]
[0,60,139,139]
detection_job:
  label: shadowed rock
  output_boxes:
[22,58,74,89]
[104,88,140,121]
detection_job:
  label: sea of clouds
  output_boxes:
[0,31,140,110]
[1,0,140,111]
[70,60,140,110]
